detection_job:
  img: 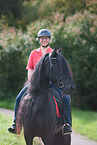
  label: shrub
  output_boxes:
[0,26,32,98]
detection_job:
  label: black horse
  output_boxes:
[16,46,75,145]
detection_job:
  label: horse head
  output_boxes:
[45,45,76,95]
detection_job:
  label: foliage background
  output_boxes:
[0,0,97,111]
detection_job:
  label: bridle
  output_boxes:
[49,53,65,89]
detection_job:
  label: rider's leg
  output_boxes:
[8,84,29,134]
[61,94,72,135]
[50,84,72,135]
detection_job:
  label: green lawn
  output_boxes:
[0,112,25,145]
[72,108,97,141]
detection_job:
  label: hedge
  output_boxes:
[0,11,97,111]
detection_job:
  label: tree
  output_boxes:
[0,0,23,18]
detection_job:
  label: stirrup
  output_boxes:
[8,123,16,134]
[62,123,72,135]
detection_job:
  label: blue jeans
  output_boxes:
[13,84,29,122]
[62,95,72,126]
[13,84,72,126]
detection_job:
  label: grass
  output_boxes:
[0,98,15,110]
[0,112,43,145]
[0,99,97,142]
[0,112,25,145]
[72,108,97,141]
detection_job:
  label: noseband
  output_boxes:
[49,53,65,89]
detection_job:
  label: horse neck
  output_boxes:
[29,69,49,95]
[38,74,49,93]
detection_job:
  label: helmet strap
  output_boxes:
[42,43,49,48]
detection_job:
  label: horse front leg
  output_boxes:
[42,135,53,145]
[51,130,71,145]
[24,132,33,145]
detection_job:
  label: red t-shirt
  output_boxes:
[26,47,53,70]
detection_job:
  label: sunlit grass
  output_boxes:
[0,112,24,145]
[72,108,97,141]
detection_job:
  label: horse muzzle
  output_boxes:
[62,85,76,95]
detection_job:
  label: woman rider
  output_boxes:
[8,29,72,135]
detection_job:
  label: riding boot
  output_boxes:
[8,122,17,134]
[61,95,72,135]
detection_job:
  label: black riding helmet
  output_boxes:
[37,29,51,47]
[38,29,51,38]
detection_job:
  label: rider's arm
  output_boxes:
[28,69,33,80]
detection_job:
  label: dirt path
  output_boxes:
[0,108,97,145]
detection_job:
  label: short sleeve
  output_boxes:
[26,51,34,70]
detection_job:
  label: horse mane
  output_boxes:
[66,61,73,78]
[56,52,73,78]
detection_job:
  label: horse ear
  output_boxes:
[57,48,62,53]
[51,44,57,57]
